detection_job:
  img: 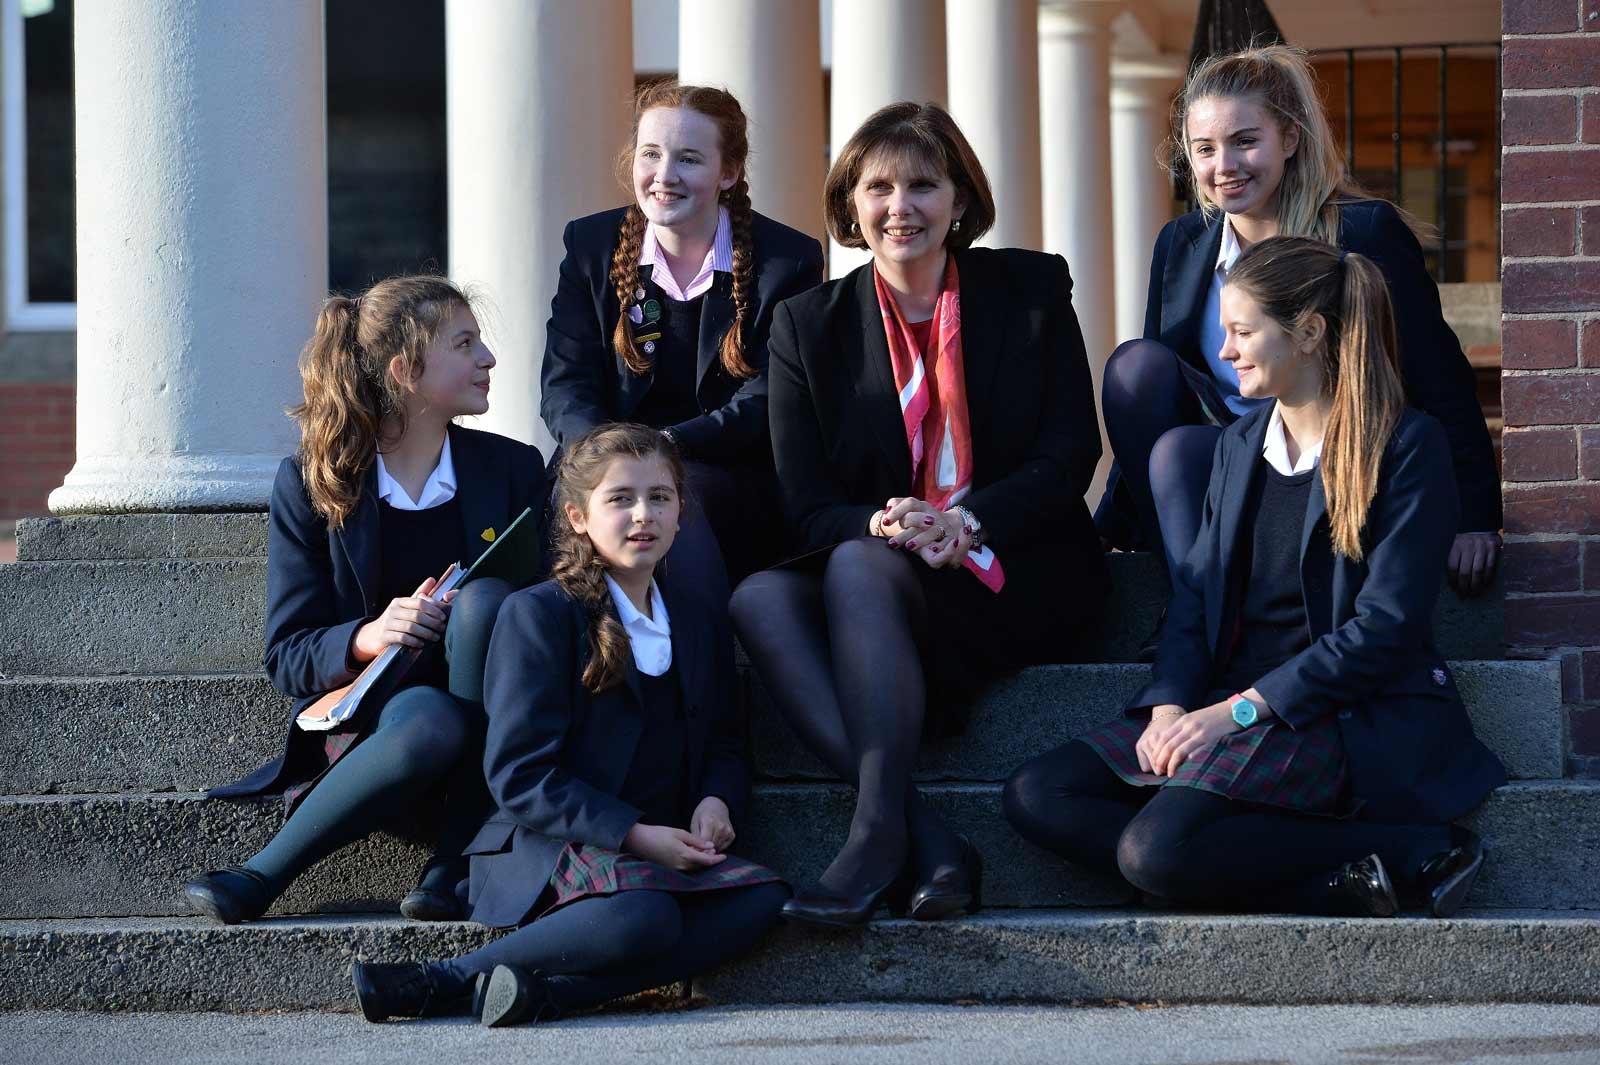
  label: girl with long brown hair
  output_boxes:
[1098,44,1501,611]
[350,424,787,1027]
[1006,238,1505,918]
[540,81,823,598]
[185,275,547,925]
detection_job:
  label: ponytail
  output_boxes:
[1225,237,1405,559]
[288,275,474,528]
[550,423,687,693]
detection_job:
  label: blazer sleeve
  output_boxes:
[1254,415,1460,728]
[669,237,826,461]
[958,254,1103,549]
[1143,222,1175,340]
[261,460,367,700]
[768,298,883,549]
[481,590,642,849]
[540,220,614,450]
[693,609,751,827]
[1130,435,1228,711]
[1357,202,1502,533]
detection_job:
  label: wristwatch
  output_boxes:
[1230,695,1259,729]
[953,505,984,548]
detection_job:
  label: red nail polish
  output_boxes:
[906,540,918,550]
[923,516,936,525]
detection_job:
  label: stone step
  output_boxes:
[0,658,1562,796]
[2,515,1504,675]
[3,908,1598,1012]
[3,781,1594,919]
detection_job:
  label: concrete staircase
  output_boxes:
[1,514,1592,1012]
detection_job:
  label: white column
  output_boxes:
[945,0,1041,250]
[52,2,325,513]
[1039,0,1122,505]
[1111,55,1185,346]
[678,0,826,242]
[447,0,634,454]
[828,0,947,277]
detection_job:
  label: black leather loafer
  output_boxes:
[780,868,911,929]
[399,887,464,922]
[182,865,276,925]
[1326,854,1399,917]
[1415,830,1486,918]
[907,836,984,921]
[479,965,564,1028]
[351,961,467,1022]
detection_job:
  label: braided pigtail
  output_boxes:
[717,177,758,379]
[609,206,651,376]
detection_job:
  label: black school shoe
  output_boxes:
[479,965,567,1028]
[351,961,471,1022]
[1325,854,1400,917]
[399,887,464,922]
[1413,829,1487,918]
[182,866,276,925]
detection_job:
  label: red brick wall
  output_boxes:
[0,382,74,519]
[1501,0,1600,773]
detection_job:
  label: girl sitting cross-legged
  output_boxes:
[1004,238,1506,918]
[186,276,545,925]
[351,423,788,1027]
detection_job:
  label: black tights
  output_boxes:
[1102,339,1220,580]
[437,882,789,1010]
[732,539,964,896]
[244,578,513,898]
[1003,740,1451,912]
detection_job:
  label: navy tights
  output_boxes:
[243,577,513,897]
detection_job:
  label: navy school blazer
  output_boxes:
[1143,199,1502,533]
[1132,405,1506,823]
[539,205,825,462]
[462,578,749,929]
[767,247,1105,572]
[210,424,547,798]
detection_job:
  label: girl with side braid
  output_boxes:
[541,82,824,600]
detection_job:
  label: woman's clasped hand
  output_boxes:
[350,576,460,660]
[1134,702,1247,777]
[873,496,973,569]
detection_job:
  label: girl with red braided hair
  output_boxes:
[540,82,824,600]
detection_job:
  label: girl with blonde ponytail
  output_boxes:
[187,275,548,928]
[1008,236,1505,920]
[349,424,788,1027]
[540,81,824,598]
[1099,43,1501,604]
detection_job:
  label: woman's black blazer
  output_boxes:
[210,424,546,799]
[766,248,1105,606]
[1134,405,1506,823]
[1145,199,1502,533]
[540,205,825,462]
[461,578,748,929]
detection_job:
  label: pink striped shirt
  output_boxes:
[637,207,734,301]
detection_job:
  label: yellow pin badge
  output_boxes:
[481,527,497,542]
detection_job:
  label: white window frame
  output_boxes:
[2,0,75,332]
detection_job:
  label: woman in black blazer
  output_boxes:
[1098,45,1501,598]
[1007,238,1505,917]
[186,276,546,925]
[541,81,824,595]
[351,425,786,1027]
[731,103,1107,928]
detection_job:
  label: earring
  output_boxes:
[951,218,963,233]
[850,221,860,234]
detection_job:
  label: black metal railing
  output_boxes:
[1313,42,1502,283]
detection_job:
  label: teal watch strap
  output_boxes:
[1230,696,1259,728]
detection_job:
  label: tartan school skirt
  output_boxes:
[535,844,786,921]
[1076,703,1352,816]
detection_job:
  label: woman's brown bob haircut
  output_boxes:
[823,101,996,252]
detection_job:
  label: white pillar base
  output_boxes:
[49,455,288,514]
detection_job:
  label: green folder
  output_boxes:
[461,505,543,588]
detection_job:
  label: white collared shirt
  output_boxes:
[1199,218,1268,419]
[637,206,733,302]
[1263,403,1323,475]
[604,574,673,676]
[375,434,457,511]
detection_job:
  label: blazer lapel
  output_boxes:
[1299,461,1330,573]
[850,265,915,488]
[336,464,382,613]
[448,425,509,567]
[1162,213,1224,367]
[696,272,736,399]
[1207,410,1273,659]
[954,250,1006,445]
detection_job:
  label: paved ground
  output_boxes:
[4,1003,1600,1065]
